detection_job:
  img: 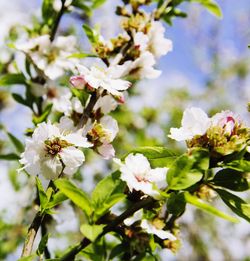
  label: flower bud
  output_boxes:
[69,75,86,90]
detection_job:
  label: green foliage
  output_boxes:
[216,189,250,223]
[7,132,24,153]
[82,24,99,45]
[0,73,26,86]
[42,0,57,26]
[36,177,49,211]
[167,192,186,216]
[36,233,49,256]
[224,159,250,172]
[32,104,53,125]
[212,169,249,191]
[124,146,177,168]
[0,153,20,161]
[167,149,209,190]
[91,171,126,221]
[55,179,92,217]
[191,0,223,18]
[80,224,105,241]
[184,192,239,223]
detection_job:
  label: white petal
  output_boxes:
[97,143,115,159]
[40,157,63,180]
[124,210,143,226]
[141,220,176,240]
[60,147,85,176]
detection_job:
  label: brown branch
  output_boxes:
[58,197,155,261]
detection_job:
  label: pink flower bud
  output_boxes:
[69,75,86,89]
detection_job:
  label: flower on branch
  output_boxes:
[115,153,168,199]
[16,34,77,80]
[124,210,176,240]
[85,115,119,159]
[20,117,92,179]
[70,64,131,99]
[169,107,250,156]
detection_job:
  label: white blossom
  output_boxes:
[20,117,92,180]
[16,34,77,80]
[93,95,118,114]
[115,153,168,199]
[124,210,176,240]
[71,64,131,98]
[211,110,241,135]
[141,219,176,240]
[169,107,211,141]
[147,21,173,59]
[86,115,119,159]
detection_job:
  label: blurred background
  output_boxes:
[0,0,249,260]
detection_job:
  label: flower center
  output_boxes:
[44,137,71,156]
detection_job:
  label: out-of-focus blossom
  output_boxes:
[16,34,77,80]
[20,117,92,179]
[115,153,168,199]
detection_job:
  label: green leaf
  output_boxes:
[46,191,68,209]
[0,153,20,161]
[224,160,250,172]
[82,24,98,44]
[0,73,26,86]
[212,169,249,191]
[92,0,106,8]
[123,146,177,168]
[36,233,49,256]
[32,103,53,125]
[55,179,92,216]
[215,189,250,223]
[42,0,56,24]
[36,177,48,210]
[80,224,104,242]
[12,93,29,107]
[167,149,209,190]
[191,0,222,18]
[167,192,186,216]
[184,192,239,223]
[91,171,125,221]
[7,132,24,153]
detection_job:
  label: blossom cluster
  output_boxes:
[169,107,250,156]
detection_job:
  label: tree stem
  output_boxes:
[58,197,155,260]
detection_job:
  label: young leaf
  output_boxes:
[80,224,105,242]
[167,154,203,190]
[36,177,48,210]
[36,233,49,256]
[7,132,24,153]
[191,0,222,18]
[212,169,249,191]
[167,192,186,216]
[32,104,53,125]
[12,93,29,107]
[91,171,125,221]
[224,160,250,172]
[92,0,106,9]
[184,192,239,223]
[0,153,20,161]
[0,73,26,86]
[215,189,250,223]
[82,24,98,44]
[55,179,92,216]
[46,191,68,209]
[123,146,177,168]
